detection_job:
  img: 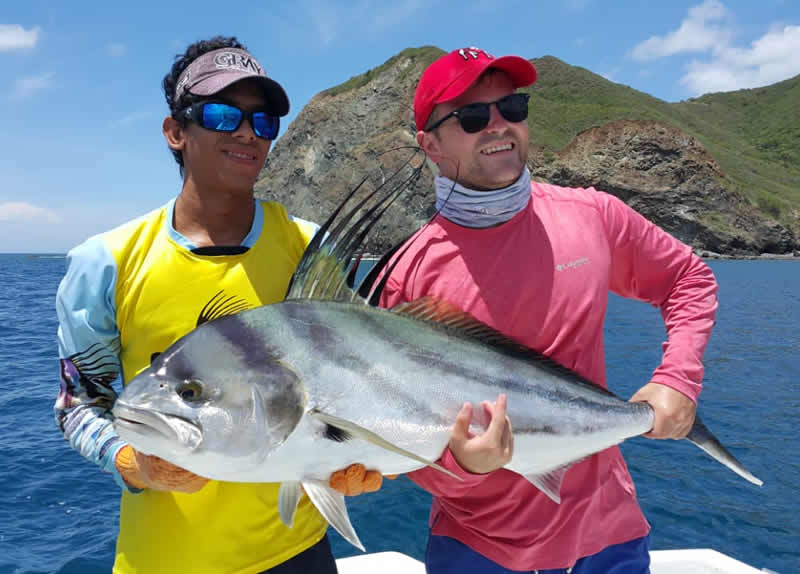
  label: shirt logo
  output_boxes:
[555,257,589,272]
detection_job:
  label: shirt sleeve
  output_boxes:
[54,235,135,491]
[598,190,718,402]
[289,215,322,245]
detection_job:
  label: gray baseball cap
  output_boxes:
[175,47,289,116]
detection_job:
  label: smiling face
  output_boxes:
[418,71,529,191]
[164,79,273,197]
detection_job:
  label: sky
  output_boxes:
[1,0,798,253]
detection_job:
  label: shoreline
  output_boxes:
[695,250,800,261]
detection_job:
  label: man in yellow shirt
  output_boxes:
[54,35,379,573]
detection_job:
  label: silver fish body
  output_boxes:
[114,297,761,549]
[116,299,650,478]
[238,299,655,480]
[112,166,762,551]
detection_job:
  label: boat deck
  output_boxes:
[336,549,771,573]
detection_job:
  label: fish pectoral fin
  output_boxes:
[278,481,303,528]
[311,409,461,481]
[301,479,365,552]
[523,464,572,504]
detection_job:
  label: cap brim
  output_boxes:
[189,74,290,117]
[437,55,537,106]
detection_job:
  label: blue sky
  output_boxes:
[2,0,798,253]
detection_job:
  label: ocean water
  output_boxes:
[0,253,797,574]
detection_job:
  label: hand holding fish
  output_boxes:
[629,383,697,439]
[329,463,386,495]
[115,444,209,493]
[449,393,514,474]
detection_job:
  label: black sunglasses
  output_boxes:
[180,101,280,140]
[425,93,530,134]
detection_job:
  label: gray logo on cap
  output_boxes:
[213,51,262,75]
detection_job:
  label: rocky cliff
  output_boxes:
[530,121,796,255]
[255,47,798,256]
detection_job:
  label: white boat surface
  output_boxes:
[336,549,776,573]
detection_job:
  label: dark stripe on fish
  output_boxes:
[209,315,283,368]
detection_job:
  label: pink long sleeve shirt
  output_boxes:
[380,182,718,570]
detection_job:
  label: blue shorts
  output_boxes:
[259,535,337,573]
[425,533,650,574]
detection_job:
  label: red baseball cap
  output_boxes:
[414,46,537,131]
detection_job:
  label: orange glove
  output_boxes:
[115,445,209,493]
[328,463,397,495]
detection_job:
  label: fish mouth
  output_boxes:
[113,403,203,451]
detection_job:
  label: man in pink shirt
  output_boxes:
[378,47,718,573]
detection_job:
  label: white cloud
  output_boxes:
[602,67,622,82]
[107,43,127,57]
[629,1,800,95]
[108,110,151,129]
[0,202,61,223]
[300,0,340,47]
[13,72,54,98]
[0,24,40,51]
[563,0,591,11]
[299,0,422,47]
[682,24,800,94]
[630,0,730,61]
[367,0,422,30]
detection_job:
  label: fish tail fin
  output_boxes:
[686,415,763,486]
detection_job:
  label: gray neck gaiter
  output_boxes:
[435,168,531,228]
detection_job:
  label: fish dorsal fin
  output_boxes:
[392,296,619,397]
[285,149,425,304]
[288,246,356,303]
[391,296,535,351]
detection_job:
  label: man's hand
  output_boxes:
[629,382,697,439]
[328,464,397,495]
[449,393,513,474]
[115,445,209,493]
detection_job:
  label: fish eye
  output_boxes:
[177,380,204,402]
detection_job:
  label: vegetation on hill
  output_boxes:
[320,48,799,234]
[526,56,799,225]
[324,46,443,98]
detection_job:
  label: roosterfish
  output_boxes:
[113,160,763,551]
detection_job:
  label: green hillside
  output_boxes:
[324,48,799,229]
[324,46,443,98]
[526,56,800,223]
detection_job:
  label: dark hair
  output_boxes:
[162,36,248,174]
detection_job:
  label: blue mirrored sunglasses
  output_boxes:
[181,101,280,140]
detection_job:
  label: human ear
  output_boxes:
[418,130,442,164]
[162,116,186,152]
